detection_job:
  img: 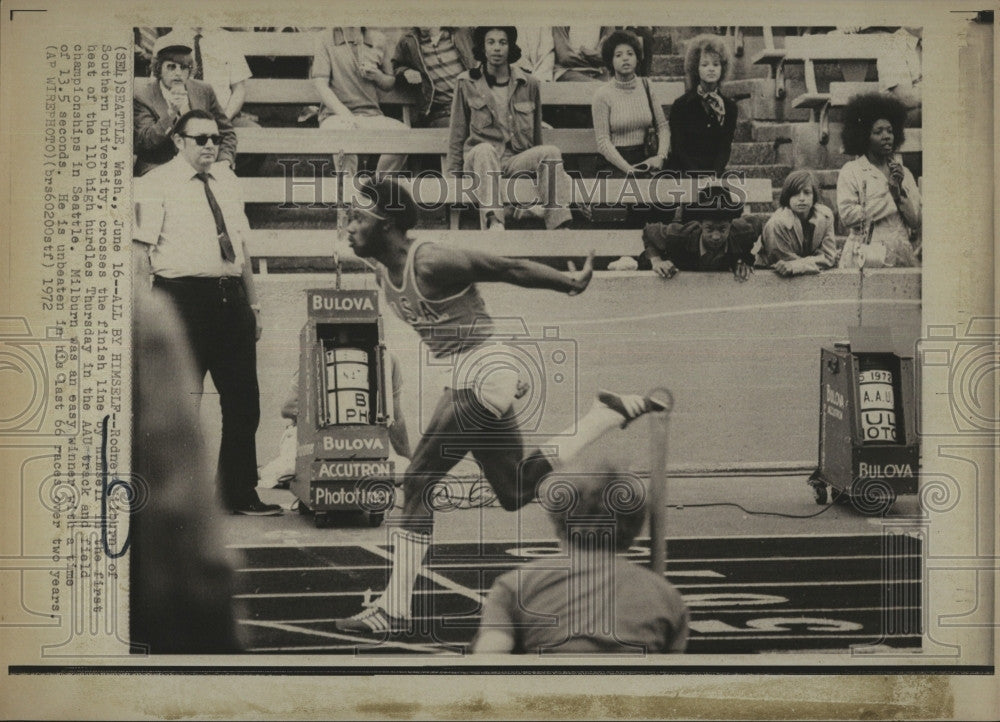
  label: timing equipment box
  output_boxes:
[808,327,918,514]
[292,288,395,527]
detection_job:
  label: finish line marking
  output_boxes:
[361,542,487,604]
[240,620,451,654]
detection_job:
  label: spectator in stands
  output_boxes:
[514,27,556,81]
[133,31,237,177]
[187,26,264,176]
[591,30,669,176]
[550,26,613,128]
[836,93,921,268]
[392,27,476,128]
[311,27,408,180]
[760,170,838,276]
[134,27,170,78]
[553,26,613,81]
[448,26,574,231]
[620,26,655,78]
[641,185,763,281]
[182,28,254,126]
[664,34,738,177]
[473,462,689,654]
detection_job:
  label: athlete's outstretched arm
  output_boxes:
[415,244,595,296]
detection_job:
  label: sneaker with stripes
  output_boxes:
[334,605,410,635]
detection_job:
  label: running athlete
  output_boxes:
[336,177,668,634]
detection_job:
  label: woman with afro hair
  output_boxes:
[591,29,669,177]
[836,92,921,267]
[664,33,738,176]
[447,26,574,231]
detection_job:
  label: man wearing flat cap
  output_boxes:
[641,185,766,281]
[134,30,237,177]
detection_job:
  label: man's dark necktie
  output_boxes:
[196,172,236,262]
[193,33,204,80]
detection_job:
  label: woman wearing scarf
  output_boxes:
[664,34,738,177]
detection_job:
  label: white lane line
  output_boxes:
[228,531,917,549]
[236,564,724,577]
[694,633,921,641]
[234,553,913,573]
[232,605,921,626]
[559,298,921,327]
[235,589,457,600]
[236,575,918,599]
[677,579,920,590]
[635,531,922,541]
[247,644,466,653]
[360,542,487,605]
[240,619,451,654]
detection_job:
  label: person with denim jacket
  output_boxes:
[447,26,574,231]
[392,27,476,128]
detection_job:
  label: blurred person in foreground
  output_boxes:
[473,462,689,654]
[130,287,243,653]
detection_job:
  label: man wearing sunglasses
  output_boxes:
[134,30,237,177]
[133,109,279,517]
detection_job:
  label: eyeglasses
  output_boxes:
[162,61,193,72]
[180,133,222,146]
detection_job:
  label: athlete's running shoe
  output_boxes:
[335,605,410,635]
[597,390,671,429]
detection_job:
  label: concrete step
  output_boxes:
[782,59,879,88]
[723,77,759,99]
[814,169,840,188]
[659,26,726,46]
[733,118,755,142]
[650,54,685,77]
[750,121,797,143]
[747,201,777,214]
[651,34,674,55]
[729,141,778,165]
[728,163,793,185]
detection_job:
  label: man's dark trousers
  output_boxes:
[153,275,260,509]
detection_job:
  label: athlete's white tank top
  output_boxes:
[379,239,495,358]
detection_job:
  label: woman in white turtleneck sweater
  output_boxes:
[590,29,669,177]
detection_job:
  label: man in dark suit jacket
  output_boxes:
[134,31,237,177]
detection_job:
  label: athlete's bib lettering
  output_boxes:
[418,299,444,323]
[381,240,493,356]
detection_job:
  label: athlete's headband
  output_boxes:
[350,202,388,221]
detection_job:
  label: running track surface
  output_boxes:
[232,532,922,655]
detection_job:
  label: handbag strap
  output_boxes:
[641,77,656,129]
[641,77,659,156]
